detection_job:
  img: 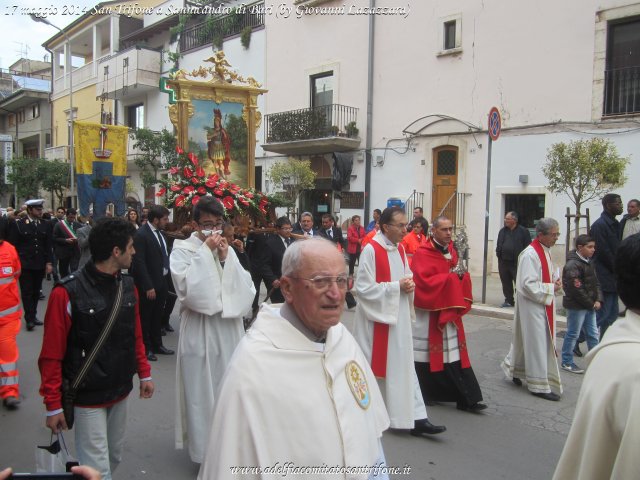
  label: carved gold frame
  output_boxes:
[166,54,267,188]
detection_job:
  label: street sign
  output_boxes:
[2,140,12,184]
[488,107,501,141]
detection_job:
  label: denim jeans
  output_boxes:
[596,292,619,338]
[74,399,128,480]
[561,309,599,365]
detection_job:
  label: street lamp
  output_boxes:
[30,14,75,208]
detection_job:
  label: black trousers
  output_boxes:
[58,255,79,278]
[251,272,268,311]
[498,259,517,305]
[139,280,167,353]
[415,361,483,408]
[161,274,177,328]
[348,247,361,276]
[265,279,285,304]
[18,268,45,326]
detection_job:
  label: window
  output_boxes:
[444,21,456,50]
[8,114,15,127]
[126,104,144,129]
[504,194,546,238]
[603,16,640,115]
[17,109,25,124]
[438,14,462,55]
[31,103,40,119]
[311,72,333,108]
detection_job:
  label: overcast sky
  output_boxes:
[0,0,98,71]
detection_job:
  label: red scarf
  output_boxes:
[370,240,406,378]
[530,238,555,336]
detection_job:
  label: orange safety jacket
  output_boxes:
[0,240,22,398]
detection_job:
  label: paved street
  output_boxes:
[1,277,585,479]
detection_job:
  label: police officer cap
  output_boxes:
[25,199,45,208]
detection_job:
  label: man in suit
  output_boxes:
[292,211,318,237]
[131,205,174,361]
[52,207,83,278]
[319,213,345,250]
[258,216,294,304]
[6,199,53,331]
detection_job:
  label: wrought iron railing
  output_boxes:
[179,2,265,53]
[264,104,358,143]
[438,191,468,230]
[404,190,424,220]
[603,65,640,116]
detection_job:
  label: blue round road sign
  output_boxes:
[488,107,501,141]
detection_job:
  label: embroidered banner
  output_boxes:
[74,121,128,219]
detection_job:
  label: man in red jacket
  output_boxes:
[39,218,154,480]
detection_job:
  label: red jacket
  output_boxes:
[38,286,150,411]
[347,224,366,254]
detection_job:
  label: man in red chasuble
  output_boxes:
[412,216,486,412]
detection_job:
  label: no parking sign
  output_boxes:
[488,107,501,141]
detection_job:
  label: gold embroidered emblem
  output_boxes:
[345,360,370,410]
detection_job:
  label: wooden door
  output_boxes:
[431,146,458,222]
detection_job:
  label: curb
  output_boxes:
[471,303,567,328]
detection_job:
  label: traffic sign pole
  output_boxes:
[482,107,501,304]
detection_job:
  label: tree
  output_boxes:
[39,159,70,208]
[130,128,178,188]
[8,157,41,203]
[543,138,629,233]
[267,158,316,213]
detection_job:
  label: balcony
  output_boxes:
[96,46,162,100]
[603,66,640,116]
[262,104,360,155]
[179,1,265,53]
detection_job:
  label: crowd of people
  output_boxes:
[0,194,638,479]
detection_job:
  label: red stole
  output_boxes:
[530,238,554,336]
[370,240,406,378]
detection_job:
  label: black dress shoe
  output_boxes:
[512,377,522,386]
[573,344,583,357]
[39,293,46,300]
[457,402,488,412]
[156,346,174,355]
[160,328,167,336]
[165,324,175,333]
[27,323,35,331]
[532,391,561,401]
[410,418,447,436]
[3,396,20,410]
[147,353,158,361]
[33,318,44,325]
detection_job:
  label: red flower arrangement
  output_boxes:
[157,147,275,219]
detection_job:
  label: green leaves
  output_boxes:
[267,158,317,207]
[130,128,178,188]
[542,138,629,213]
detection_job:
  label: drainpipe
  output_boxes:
[363,0,375,226]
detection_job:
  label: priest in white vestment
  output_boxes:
[353,207,446,435]
[199,239,390,480]
[170,197,255,463]
[553,233,640,480]
[501,218,563,401]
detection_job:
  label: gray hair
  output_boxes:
[535,217,559,235]
[300,211,313,219]
[506,211,519,221]
[432,215,450,228]
[281,237,340,277]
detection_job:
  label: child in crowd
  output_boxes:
[560,234,602,373]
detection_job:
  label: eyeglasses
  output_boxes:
[199,221,225,229]
[290,275,349,291]
[388,223,408,229]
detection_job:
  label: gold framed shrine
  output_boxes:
[166,52,267,188]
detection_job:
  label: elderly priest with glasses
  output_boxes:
[170,196,255,464]
[198,238,390,480]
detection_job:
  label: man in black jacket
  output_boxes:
[495,211,531,307]
[257,217,294,304]
[131,205,174,361]
[6,199,53,330]
[590,193,623,337]
[318,214,345,250]
[52,207,83,278]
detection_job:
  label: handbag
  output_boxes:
[36,432,77,473]
[61,277,124,429]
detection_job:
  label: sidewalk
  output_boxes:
[470,273,567,328]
